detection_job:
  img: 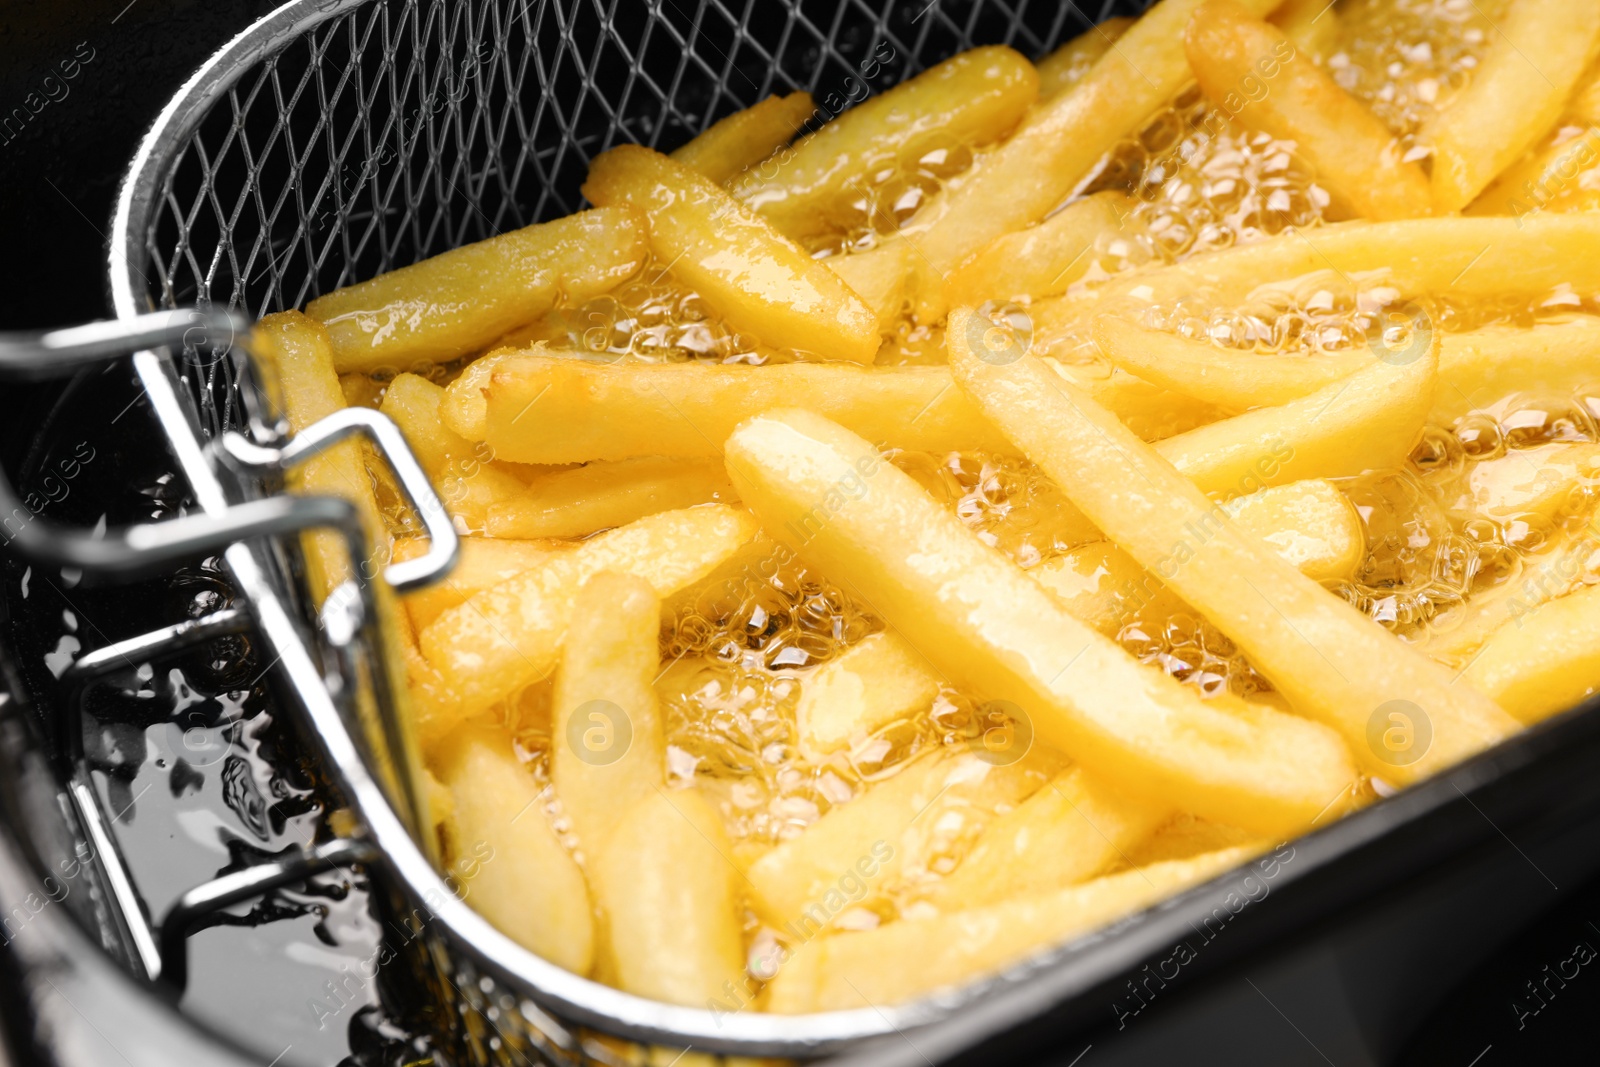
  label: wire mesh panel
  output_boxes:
[136,0,1148,323]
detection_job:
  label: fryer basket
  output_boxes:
[61,1,1600,1065]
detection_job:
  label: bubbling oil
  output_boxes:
[1084,87,1329,275]
[1331,0,1509,155]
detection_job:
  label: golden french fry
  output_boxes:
[948,311,1519,784]
[944,192,1137,308]
[438,349,522,441]
[1124,809,1265,866]
[420,505,757,718]
[906,0,1283,321]
[1035,18,1135,98]
[725,408,1357,835]
[671,92,814,184]
[487,457,738,540]
[589,788,745,1005]
[404,643,463,751]
[1060,362,1228,441]
[1450,442,1600,525]
[1467,121,1600,218]
[744,751,1054,932]
[766,845,1258,1012]
[380,373,527,531]
[472,353,1211,464]
[582,145,878,362]
[256,312,391,605]
[1269,0,1340,59]
[1100,216,1600,311]
[478,355,1008,461]
[1100,315,1600,424]
[728,47,1038,241]
[1462,582,1600,723]
[827,243,913,333]
[1187,0,1430,221]
[1425,521,1600,666]
[436,727,595,974]
[1154,336,1437,497]
[1568,60,1600,127]
[1093,314,1368,412]
[339,372,386,409]
[1225,479,1364,580]
[394,535,574,630]
[795,632,942,755]
[1423,0,1600,213]
[920,766,1168,911]
[1033,479,1364,632]
[306,208,647,372]
[1030,539,1187,633]
[1433,318,1600,425]
[553,572,665,857]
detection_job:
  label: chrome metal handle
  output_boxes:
[0,308,246,380]
[222,406,460,595]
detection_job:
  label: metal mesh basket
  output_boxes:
[102,1,1177,1064]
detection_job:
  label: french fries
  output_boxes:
[306,208,647,372]
[583,146,879,363]
[727,47,1038,241]
[944,192,1136,308]
[291,8,1600,1016]
[766,845,1259,1012]
[744,750,1054,931]
[471,353,1220,464]
[394,535,574,630]
[1099,216,1600,310]
[255,311,391,605]
[1422,0,1600,213]
[795,631,942,755]
[827,243,914,333]
[1450,442,1600,526]
[553,572,666,857]
[1462,582,1600,723]
[419,505,757,719]
[948,310,1518,784]
[589,788,745,1005]
[380,373,528,531]
[906,0,1284,321]
[1425,521,1600,666]
[725,408,1358,835]
[1432,318,1600,425]
[920,766,1168,910]
[436,727,595,973]
[1094,314,1369,412]
[1186,1,1431,221]
[1030,539,1187,634]
[1098,315,1600,425]
[1225,479,1365,580]
[1153,335,1436,496]
[1269,0,1340,60]
[1035,18,1134,99]
[1031,479,1365,633]
[438,349,521,442]
[1468,57,1600,217]
[487,457,737,540]
[671,92,814,184]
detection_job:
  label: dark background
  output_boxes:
[4,1,1600,1063]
